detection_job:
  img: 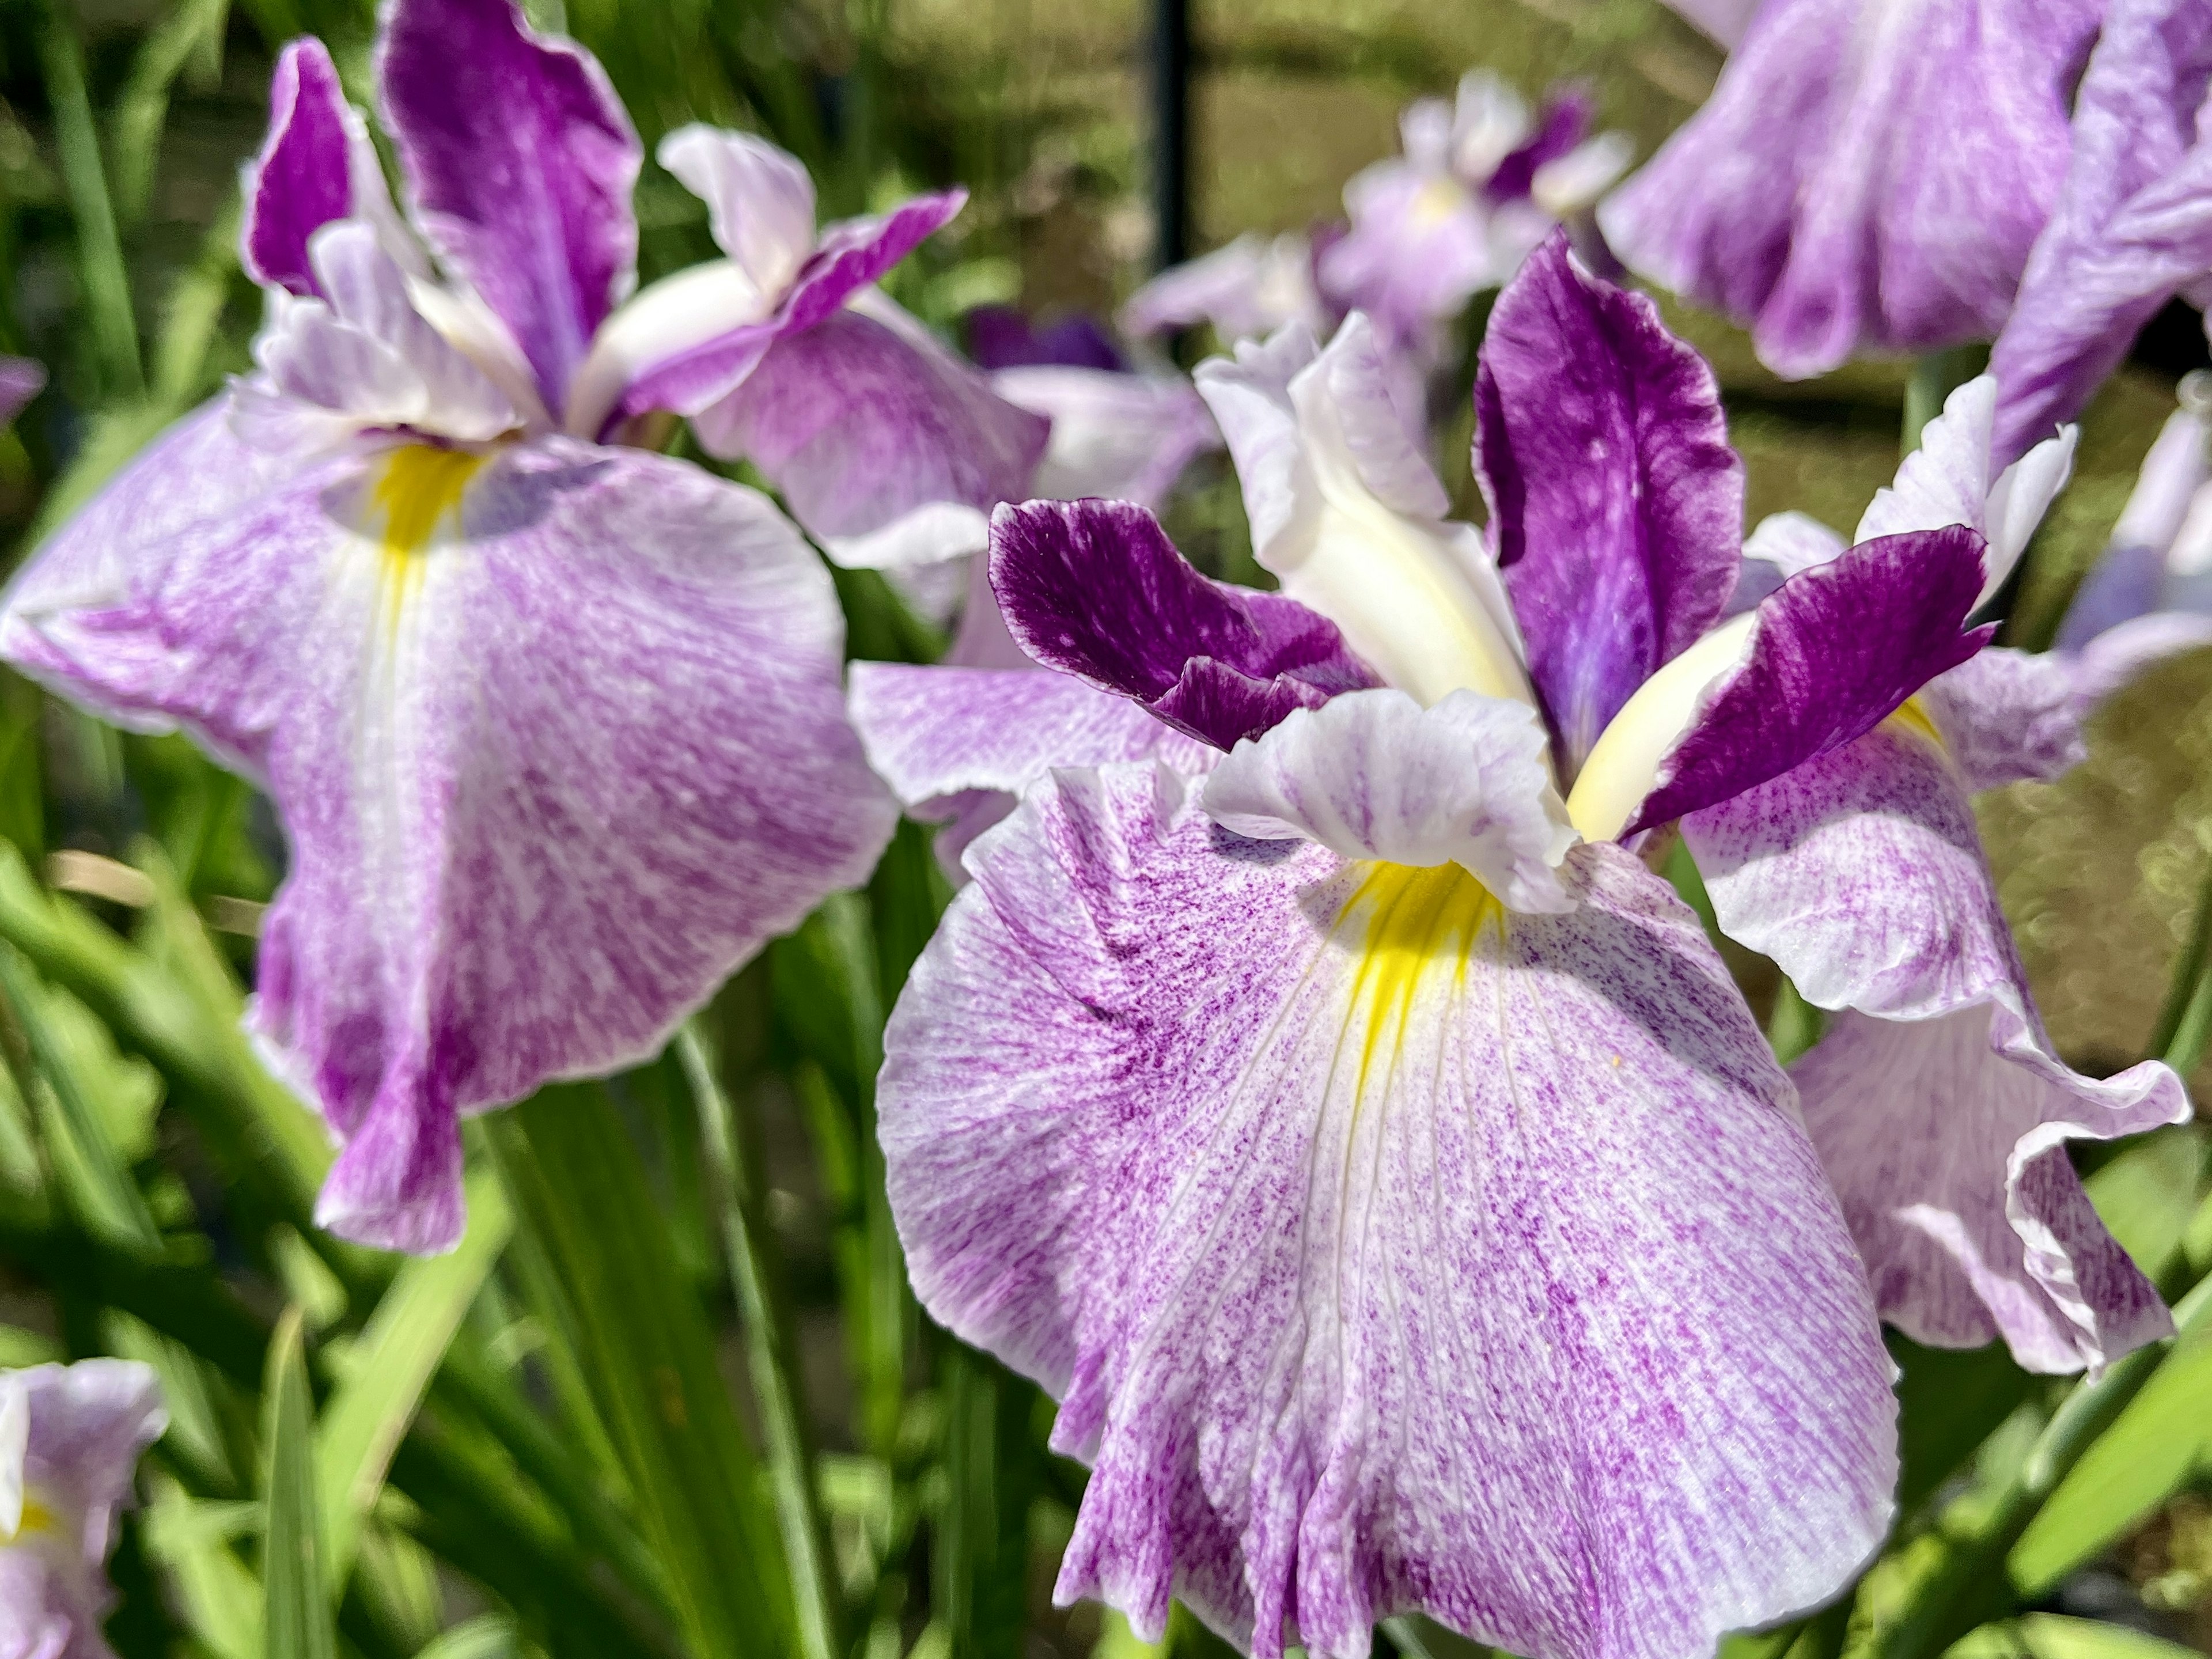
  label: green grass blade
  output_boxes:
[488,1083,794,1659]
[317,1169,513,1592]
[413,1616,525,1659]
[37,4,145,400]
[263,1307,339,1659]
[111,0,234,225]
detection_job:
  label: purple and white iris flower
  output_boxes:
[1602,0,2101,378]
[0,0,904,1254]
[2048,373,2212,704]
[1987,0,2212,465]
[0,1360,165,1659]
[1121,232,1338,347]
[859,235,2184,1656]
[0,358,43,428]
[1319,74,1630,355]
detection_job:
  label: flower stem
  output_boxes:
[1902,346,1987,455]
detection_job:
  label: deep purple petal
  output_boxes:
[377,0,642,416]
[6,434,894,1252]
[690,301,1047,565]
[1683,725,2189,1372]
[1626,526,1990,834]
[1478,233,1744,775]
[988,498,1380,750]
[1988,0,2212,464]
[241,39,358,297]
[609,190,963,429]
[1601,0,2097,378]
[882,763,1896,1658]
[0,357,44,427]
[967,306,1127,372]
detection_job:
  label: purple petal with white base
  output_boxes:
[1988,0,2212,465]
[990,498,1380,750]
[883,763,1895,1659]
[0,357,43,427]
[607,190,964,430]
[6,435,893,1252]
[377,0,642,412]
[1601,0,2097,378]
[1626,525,1991,834]
[1682,724,2189,1371]
[1202,688,1577,911]
[691,299,1047,569]
[0,1360,165,1659]
[990,366,1219,510]
[1476,234,1743,774]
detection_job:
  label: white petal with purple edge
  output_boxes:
[1202,688,1578,912]
[1683,724,2190,1372]
[5,435,895,1253]
[659,124,817,294]
[884,763,1896,1659]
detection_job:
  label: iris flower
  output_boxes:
[1122,232,1338,347]
[860,236,2185,1657]
[1601,0,2100,378]
[0,0,909,1252]
[0,1360,164,1659]
[1319,74,1630,355]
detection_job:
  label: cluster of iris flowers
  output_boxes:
[2,0,2210,1652]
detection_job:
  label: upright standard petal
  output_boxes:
[1682,722,2190,1371]
[377,0,642,412]
[1476,234,1743,774]
[882,764,1896,1659]
[5,437,893,1252]
[990,498,1379,750]
[1601,0,2097,378]
[1989,0,2212,464]
[1200,688,1578,911]
[691,299,1048,570]
[241,39,357,296]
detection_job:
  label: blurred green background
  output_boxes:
[1,1,2209,1656]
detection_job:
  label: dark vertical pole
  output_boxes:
[1152,0,1191,271]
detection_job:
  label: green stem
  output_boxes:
[2150,858,2212,1075]
[1766,976,1825,1065]
[679,1020,842,1659]
[38,5,145,400]
[1902,346,1986,455]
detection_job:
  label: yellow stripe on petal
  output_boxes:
[372,445,484,634]
[1886,694,1944,750]
[1344,862,1501,1097]
[4,1494,55,1543]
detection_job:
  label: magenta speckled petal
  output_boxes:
[608,190,963,429]
[1627,525,1990,834]
[5,435,893,1252]
[882,763,1895,1659]
[1601,0,2097,378]
[1683,724,2190,1371]
[377,0,642,412]
[1478,234,1743,774]
[1990,0,2212,464]
[990,498,1380,750]
[691,300,1047,569]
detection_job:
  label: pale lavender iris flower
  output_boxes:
[0,1361,165,1659]
[0,0,907,1254]
[1319,74,1631,355]
[0,359,43,428]
[1121,231,1338,346]
[849,235,2190,1657]
[1603,0,2101,378]
[1988,0,2212,464]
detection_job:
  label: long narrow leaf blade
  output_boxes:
[262,1307,337,1659]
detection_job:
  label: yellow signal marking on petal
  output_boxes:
[1885,694,1944,750]
[4,1495,55,1543]
[371,444,484,635]
[1344,862,1501,1098]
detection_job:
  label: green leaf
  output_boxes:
[143,1478,262,1659]
[414,1616,528,1659]
[317,1169,512,1592]
[1953,1616,2207,1659]
[487,1083,793,1659]
[2082,1123,2210,1288]
[262,1306,338,1659]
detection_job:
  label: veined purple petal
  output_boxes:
[990,366,1219,510]
[5,434,893,1252]
[377,0,642,416]
[1623,525,1990,834]
[241,39,356,296]
[691,298,1047,569]
[1201,688,1578,911]
[882,763,1895,1659]
[607,190,963,430]
[990,498,1380,751]
[1989,0,2212,465]
[1729,510,1848,615]
[1601,0,2097,379]
[0,357,44,427]
[1478,233,1744,776]
[1683,724,2189,1372]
